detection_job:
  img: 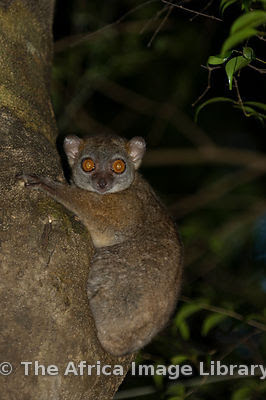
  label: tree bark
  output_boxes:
[0,1,132,399]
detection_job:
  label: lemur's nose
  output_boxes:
[98,178,107,189]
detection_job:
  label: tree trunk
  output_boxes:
[0,1,132,399]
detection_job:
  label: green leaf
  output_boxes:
[195,97,235,121]
[261,0,266,10]
[225,56,250,90]
[153,372,164,390]
[232,387,252,400]
[179,320,190,340]
[221,28,258,56]
[231,10,266,34]
[242,46,255,60]
[244,312,266,322]
[241,0,253,12]
[233,105,266,122]
[207,52,231,65]
[167,397,184,400]
[244,101,266,111]
[234,104,266,117]
[236,105,257,114]
[201,313,227,336]
[171,355,189,365]
[220,0,238,14]
[174,303,201,326]
[167,383,185,397]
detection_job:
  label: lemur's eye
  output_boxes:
[82,158,95,172]
[112,159,126,174]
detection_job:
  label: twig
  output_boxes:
[189,0,214,22]
[143,146,266,170]
[57,75,94,130]
[256,35,266,42]
[74,108,117,136]
[110,110,140,135]
[186,199,266,286]
[192,64,222,107]
[140,4,169,34]
[161,0,223,22]
[234,77,250,117]
[114,386,156,399]
[180,296,266,332]
[147,104,169,145]
[248,64,266,74]
[220,331,261,363]
[55,0,159,52]
[147,5,173,47]
[212,199,266,246]
[169,168,264,217]
[192,66,213,107]
[255,56,266,65]
[200,64,221,71]
[94,78,214,146]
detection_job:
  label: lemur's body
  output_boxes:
[20,134,182,356]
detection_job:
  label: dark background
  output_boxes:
[52,1,266,399]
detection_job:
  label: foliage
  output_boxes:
[196,1,266,122]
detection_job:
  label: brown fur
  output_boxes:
[20,135,183,356]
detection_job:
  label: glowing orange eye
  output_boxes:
[112,159,126,174]
[82,158,95,172]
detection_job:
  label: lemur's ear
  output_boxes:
[64,135,84,167]
[127,137,146,169]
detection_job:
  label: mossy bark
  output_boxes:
[0,1,132,399]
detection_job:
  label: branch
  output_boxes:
[147,4,173,47]
[140,3,169,34]
[143,146,266,170]
[248,64,266,74]
[192,65,221,107]
[169,168,264,217]
[161,0,223,22]
[180,296,266,332]
[54,0,159,52]
[189,0,214,22]
[95,78,214,147]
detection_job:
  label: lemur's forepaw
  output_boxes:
[16,174,43,188]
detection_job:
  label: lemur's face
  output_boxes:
[64,134,146,194]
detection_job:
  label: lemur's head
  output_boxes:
[64,134,146,194]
